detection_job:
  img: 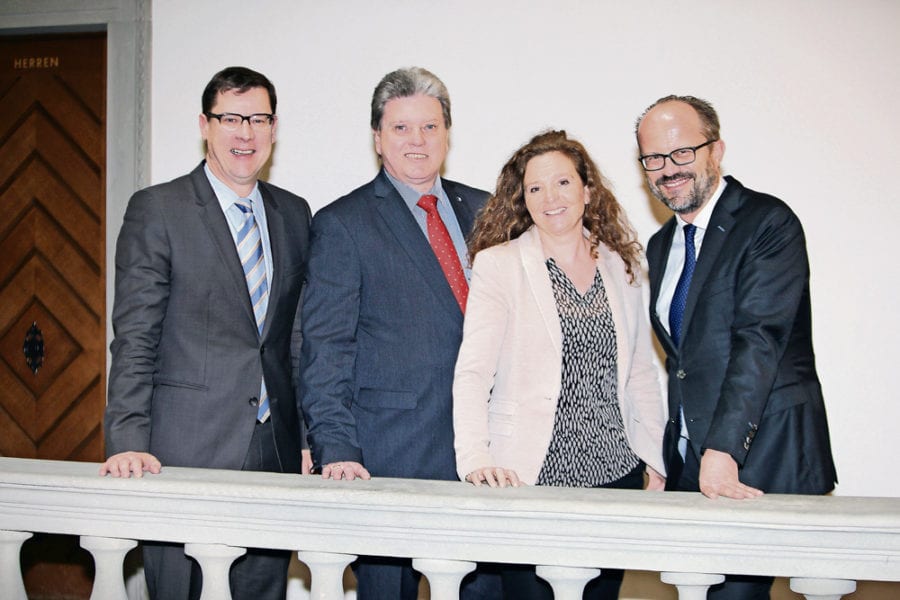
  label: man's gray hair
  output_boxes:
[370,67,451,130]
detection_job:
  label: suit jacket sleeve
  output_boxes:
[702,205,809,464]
[300,208,365,466]
[105,187,171,456]
[453,250,511,480]
[291,285,309,451]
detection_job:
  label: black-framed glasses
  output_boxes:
[638,139,718,171]
[205,112,275,131]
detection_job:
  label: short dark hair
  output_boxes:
[370,67,451,130]
[635,94,720,141]
[202,66,277,114]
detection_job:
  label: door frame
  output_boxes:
[0,0,151,357]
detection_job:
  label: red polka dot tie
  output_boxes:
[417,194,468,313]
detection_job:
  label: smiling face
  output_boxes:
[200,87,276,197]
[373,94,449,193]
[523,151,589,241]
[637,100,724,221]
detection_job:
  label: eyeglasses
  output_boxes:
[638,139,718,171]
[205,112,275,131]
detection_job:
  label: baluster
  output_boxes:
[535,565,602,600]
[412,558,476,600]
[661,571,726,600]
[184,543,246,600]
[0,530,32,600]
[297,550,356,600]
[790,577,857,600]
[80,536,137,600]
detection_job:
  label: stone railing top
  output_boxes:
[2,457,899,580]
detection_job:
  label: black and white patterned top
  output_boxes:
[536,259,640,487]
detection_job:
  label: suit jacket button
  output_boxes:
[249,397,259,407]
[260,344,266,355]
[676,369,687,379]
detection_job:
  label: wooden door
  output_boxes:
[0,33,107,464]
[0,32,109,599]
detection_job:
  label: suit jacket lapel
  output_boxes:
[258,182,283,337]
[443,179,479,240]
[519,228,562,358]
[191,163,260,332]
[649,218,677,355]
[371,170,463,320]
[679,180,739,343]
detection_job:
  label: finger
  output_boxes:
[493,468,510,488]
[482,470,499,488]
[466,471,484,486]
[356,466,371,480]
[107,460,125,479]
[506,470,522,488]
[130,456,144,478]
[146,458,162,474]
[324,463,347,480]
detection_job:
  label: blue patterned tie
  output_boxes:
[234,199,270,422]
[668,223,696,347]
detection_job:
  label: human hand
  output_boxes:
[465,467,523,488]
[321,461,370,481]
[645,466,666,491]
[699,449,764,499]
[301,449,313,475]
[98,452,162,478]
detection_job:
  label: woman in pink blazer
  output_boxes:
[453,130,666,600]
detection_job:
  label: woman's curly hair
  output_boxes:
[469,130,642,283]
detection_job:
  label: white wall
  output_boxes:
[151,0,900,497]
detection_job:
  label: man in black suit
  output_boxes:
[100,66,311,600]
[638,95,837,598]
[300,67,491,599]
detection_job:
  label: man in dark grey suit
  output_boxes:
[638,95,837,599]
[100,67,311,600]
[300,67,490,599]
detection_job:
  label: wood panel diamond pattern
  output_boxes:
[0,34,106,461]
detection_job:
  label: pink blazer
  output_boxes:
[453,227,666,484]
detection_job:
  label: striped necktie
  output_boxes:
[234,198,270,422]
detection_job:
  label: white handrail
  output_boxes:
[1,457,899,598]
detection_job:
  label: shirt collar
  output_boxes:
[204,163,261,212]
[383,169,444,210]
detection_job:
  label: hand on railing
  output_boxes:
[98,451,162,478]
[465,466,523,488]
[301,449,313,475]
[321,461,370,480]
[646,466,666,491]
[699,449,764,500]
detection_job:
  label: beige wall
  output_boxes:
[150,0,900,504]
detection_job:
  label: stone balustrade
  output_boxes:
[1,457,898,599]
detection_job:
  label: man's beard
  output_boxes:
[650,165,717,215]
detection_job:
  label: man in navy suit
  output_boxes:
[300,67,489,599]
[100,67,311,599]
[638,95,836,599]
